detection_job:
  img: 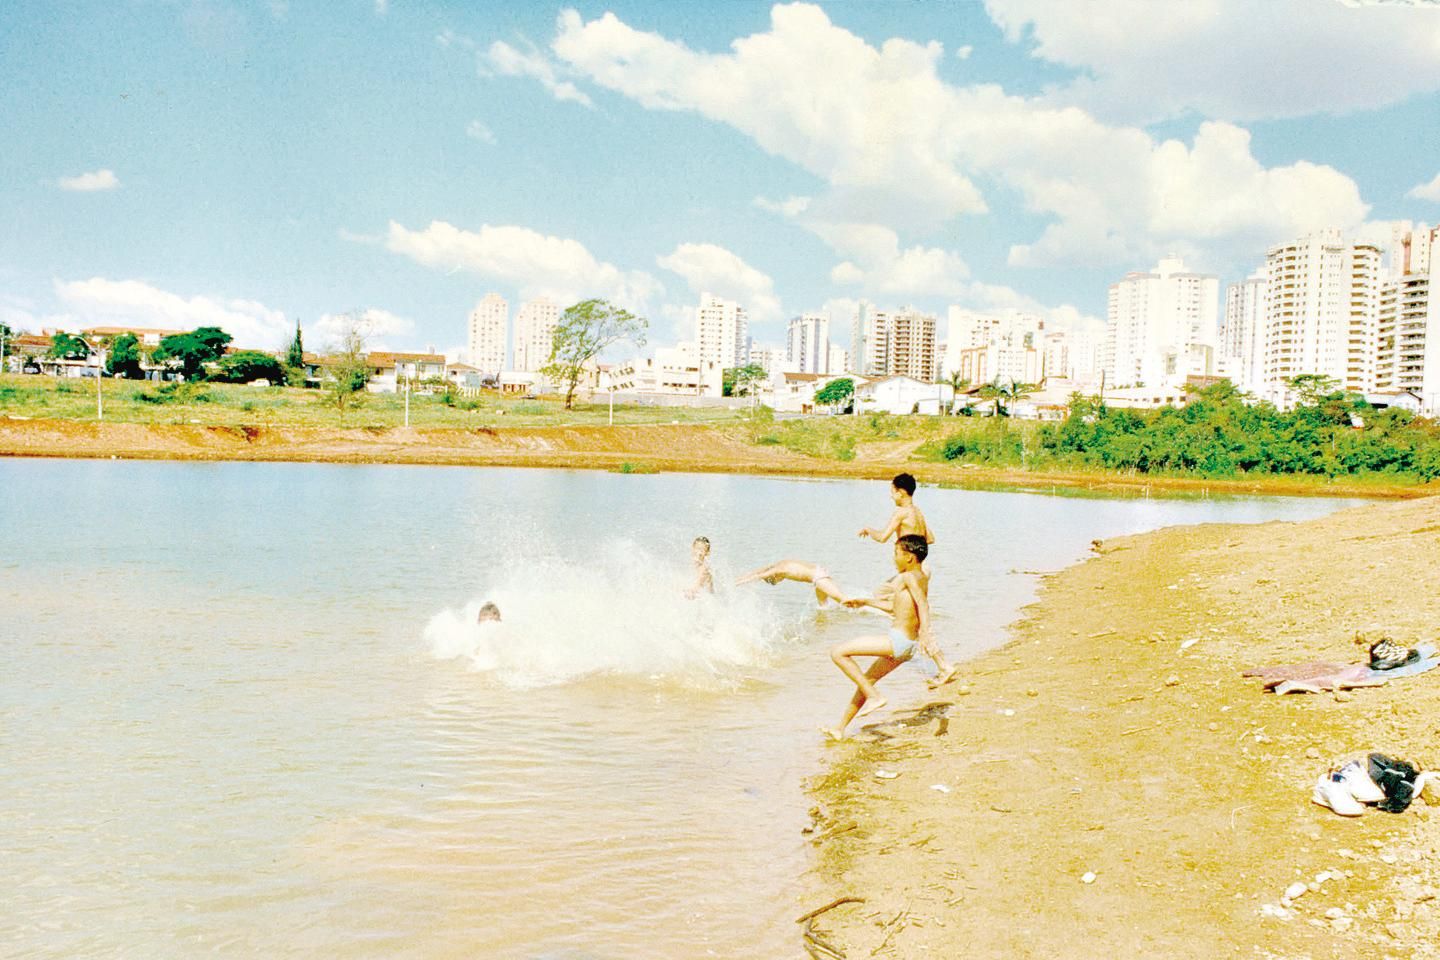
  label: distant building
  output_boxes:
[888,309,937,381]
[611,341,723,397]
[1221,270,1267,395]
[855,375,953,416]
[1103,256,1218,389]
[513,297,561,373]
[749,345,787,375]
[827,343,849,376]
[787,313,829,373]
[1375,224,1440,414]
[365,352,447,392]
[850,301,889,376]
[468,293,508,375]
[694,292,748,369]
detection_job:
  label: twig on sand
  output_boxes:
[803,919,846,959]
[872,909,910,956]
[796,896,867,925]
[1120,723,1160,737]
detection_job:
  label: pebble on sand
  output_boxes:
[1081,872,1096,884]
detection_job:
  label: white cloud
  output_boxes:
[58,169,119,192]
[984,0,1440,123]
[753,195,811,218]
[374,0,388,15]
[53,277,290,349]
[466,119,496,144]
[313,308,414,352]
[385,219,660,311]
[486,39,593,107]
[545,4,1371,270]
[437,29,475,50]
[1409,173,1440,202]
[655,242,783,322]
[955,45,973,60]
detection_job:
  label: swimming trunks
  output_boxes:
[812,565,832,582]
[888,627,916,660]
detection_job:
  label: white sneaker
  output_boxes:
[1336,761,1385,804]
[1313,772,1364,816]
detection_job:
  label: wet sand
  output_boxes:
[802,496,1440,959]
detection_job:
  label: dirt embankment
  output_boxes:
[802,496,1440,960]
[1,416,1433,500]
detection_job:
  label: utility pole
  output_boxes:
[96,349,106,421]
[403,365,411,428]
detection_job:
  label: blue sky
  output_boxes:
[3,0,1440,355]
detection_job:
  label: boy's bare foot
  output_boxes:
[821,726,848,741]
[927,666,960,689]
[854,696,887,720]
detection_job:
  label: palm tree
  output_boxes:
[978,378,1034,418]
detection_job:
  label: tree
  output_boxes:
[47,332,90,360]
[814,377,854,410]
[152,326,233,380]
[106,332,145,379]
[723,363,767,397]
[327,313,371,412]
[978,379,1034,418]
[1287,373,1341,407]
[213,350,285,384]
[542,299,647,409]
[285,321,305,368]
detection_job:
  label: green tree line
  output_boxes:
[931,379,1440,482]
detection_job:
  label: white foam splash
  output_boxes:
[424,542,793,688]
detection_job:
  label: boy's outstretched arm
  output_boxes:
[857,509,902,542]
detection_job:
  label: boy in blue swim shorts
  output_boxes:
[823,535,957,739]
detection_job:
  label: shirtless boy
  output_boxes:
[858,473,934,547]
[735,559,851,606]
[684,536,715,599]
[823,535,956,739]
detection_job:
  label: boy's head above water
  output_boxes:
[891,472,917,502]
[692,536,711,561]
[477,602,501,623]
[894,534,928,569]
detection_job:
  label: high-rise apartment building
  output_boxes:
[1103,257,1219,388]
[1221,270,1267,395]
[786,313,830,373]
[828,343,849,376]
[694,293,748,369]
[888,309,937,381]
[1375,224,1440,413]
[851,301,889,376]
[953,310,1044,386]
[513,297,561,373]
[468,293,508,374]
[1261,230,1381,398]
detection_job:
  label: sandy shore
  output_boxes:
[801,496,1440,959]
[0,416,1430,500]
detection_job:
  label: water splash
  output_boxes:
[425,542,793,688]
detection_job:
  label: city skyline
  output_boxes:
[4,2,1440,356]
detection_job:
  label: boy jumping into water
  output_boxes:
[684,536,715,599]
[824,535,956,739]
[858,473,934,547]
[735,560,852,606]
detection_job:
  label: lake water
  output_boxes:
[0,459,1359,959]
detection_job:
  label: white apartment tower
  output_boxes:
[1221,270,1268,395]
[513,297,561,373]
[786,313,830,374]
[851,301,889,376]
[1103,257,1219,388]
[1261,230,1381,399]
[694,293,748,369]
[828,343,849,376]
[468,293,508,374]
[1375,224,1440,413]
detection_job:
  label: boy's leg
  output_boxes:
[823,636,903,738]
[825,654,904,740]
[925,644,959,687]
[813,576,849,606]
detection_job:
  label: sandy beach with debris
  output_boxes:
[804,496,1440,959]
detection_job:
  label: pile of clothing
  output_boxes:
[1313,753,1435,817]
[1245,639,1440,695]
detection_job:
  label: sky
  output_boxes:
[3,0,1440,358]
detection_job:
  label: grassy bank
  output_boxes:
[0,374,746,429]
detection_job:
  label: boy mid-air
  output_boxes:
[824,535,956,739]
[858,472,934,547]
[735,559,852,606]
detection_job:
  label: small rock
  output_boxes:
[1284,881,1308,901]
[1305,747,1321,760]
[1001,709,1015,716]
[1207,722,1219,731]
[1026,688,1039,698]
[1081,872,1096,884]
[1164,676,1180,687]
[930,784,951,793]
[874,770,899,780]
[956,685,972,696]
[1334,691,1353,703]
[1381,854,1398,864]
[1325,907,1346,920]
